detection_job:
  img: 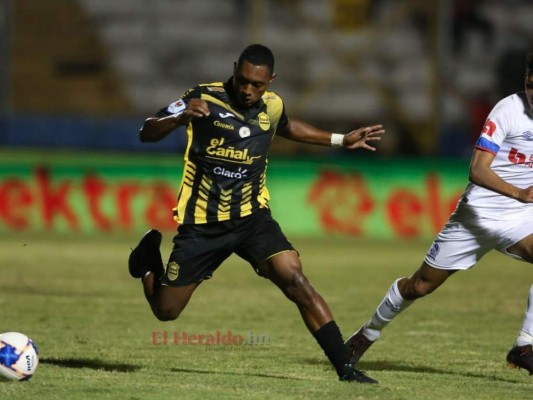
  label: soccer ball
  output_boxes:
[0,332,39,381]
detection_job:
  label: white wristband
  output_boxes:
[330,133,344,147]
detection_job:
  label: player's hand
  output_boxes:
[342,125,385,151]
[178,98,210,124]
[517,186,533,203]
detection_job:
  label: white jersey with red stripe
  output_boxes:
[462,92,533,219]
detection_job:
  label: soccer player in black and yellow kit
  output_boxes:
[129,44,384,383]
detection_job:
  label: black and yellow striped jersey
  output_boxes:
[159,78,288,225]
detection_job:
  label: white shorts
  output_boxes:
[424,200,533,270]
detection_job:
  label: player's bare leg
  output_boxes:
[399,262,456,300]
[346,262,455,364]
[507,284,533,375]
[142,278,199,321]
[128,229,199,321]
[506,234,533,263]
[506,283,533,375]
[259,251,377,383]
[259,251,332,332]
[506,234,533,375]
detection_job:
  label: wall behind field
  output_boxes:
[0,149,468,240]
[2,0,533,158]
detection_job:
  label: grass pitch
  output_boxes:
[0,232,531,399]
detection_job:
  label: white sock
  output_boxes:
[362,279,414,341]
[516,284,533,347]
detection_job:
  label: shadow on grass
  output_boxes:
[40,357,141,372]
[304,358,521,384]
[366,360,523,383]
[171,367,309,381]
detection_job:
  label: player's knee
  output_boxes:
[283,270,316,303]
[152,305,181,322]
[410,279,437,298]
[513,247,533,263]
[506,237,533,263]
[290,270,310,291]
[401,277,431,300]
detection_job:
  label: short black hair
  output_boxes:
[527,52,533,75]
[237,44,275,73]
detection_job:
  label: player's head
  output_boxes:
[232,44,277,108]
[237,44,275,73]
[526,52,533,110]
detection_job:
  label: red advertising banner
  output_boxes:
[0,150,469,239]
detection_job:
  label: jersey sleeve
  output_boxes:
[474,97,514,155]
[154,86,202,117]
[277,106,288,131]
[263,91,288,131]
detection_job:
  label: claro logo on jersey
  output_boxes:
[206,138,261,165]
[213,166,248,179]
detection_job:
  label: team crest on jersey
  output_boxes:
[166,262,180,281]
[239,126,251,138]
[427,242,440,260]
[522,131,533,141]
[258,112,270,131]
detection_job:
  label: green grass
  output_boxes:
[0,232,531,399]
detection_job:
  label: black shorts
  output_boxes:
[162,209,296,286]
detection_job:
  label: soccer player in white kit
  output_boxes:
[346,52,533,375]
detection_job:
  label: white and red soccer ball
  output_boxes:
[0,332,39,381]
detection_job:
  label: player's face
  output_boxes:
[526,73,533,110]
[233,60,275,108]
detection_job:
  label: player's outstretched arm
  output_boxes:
[139,99,210,142]
[277,118,384,150]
